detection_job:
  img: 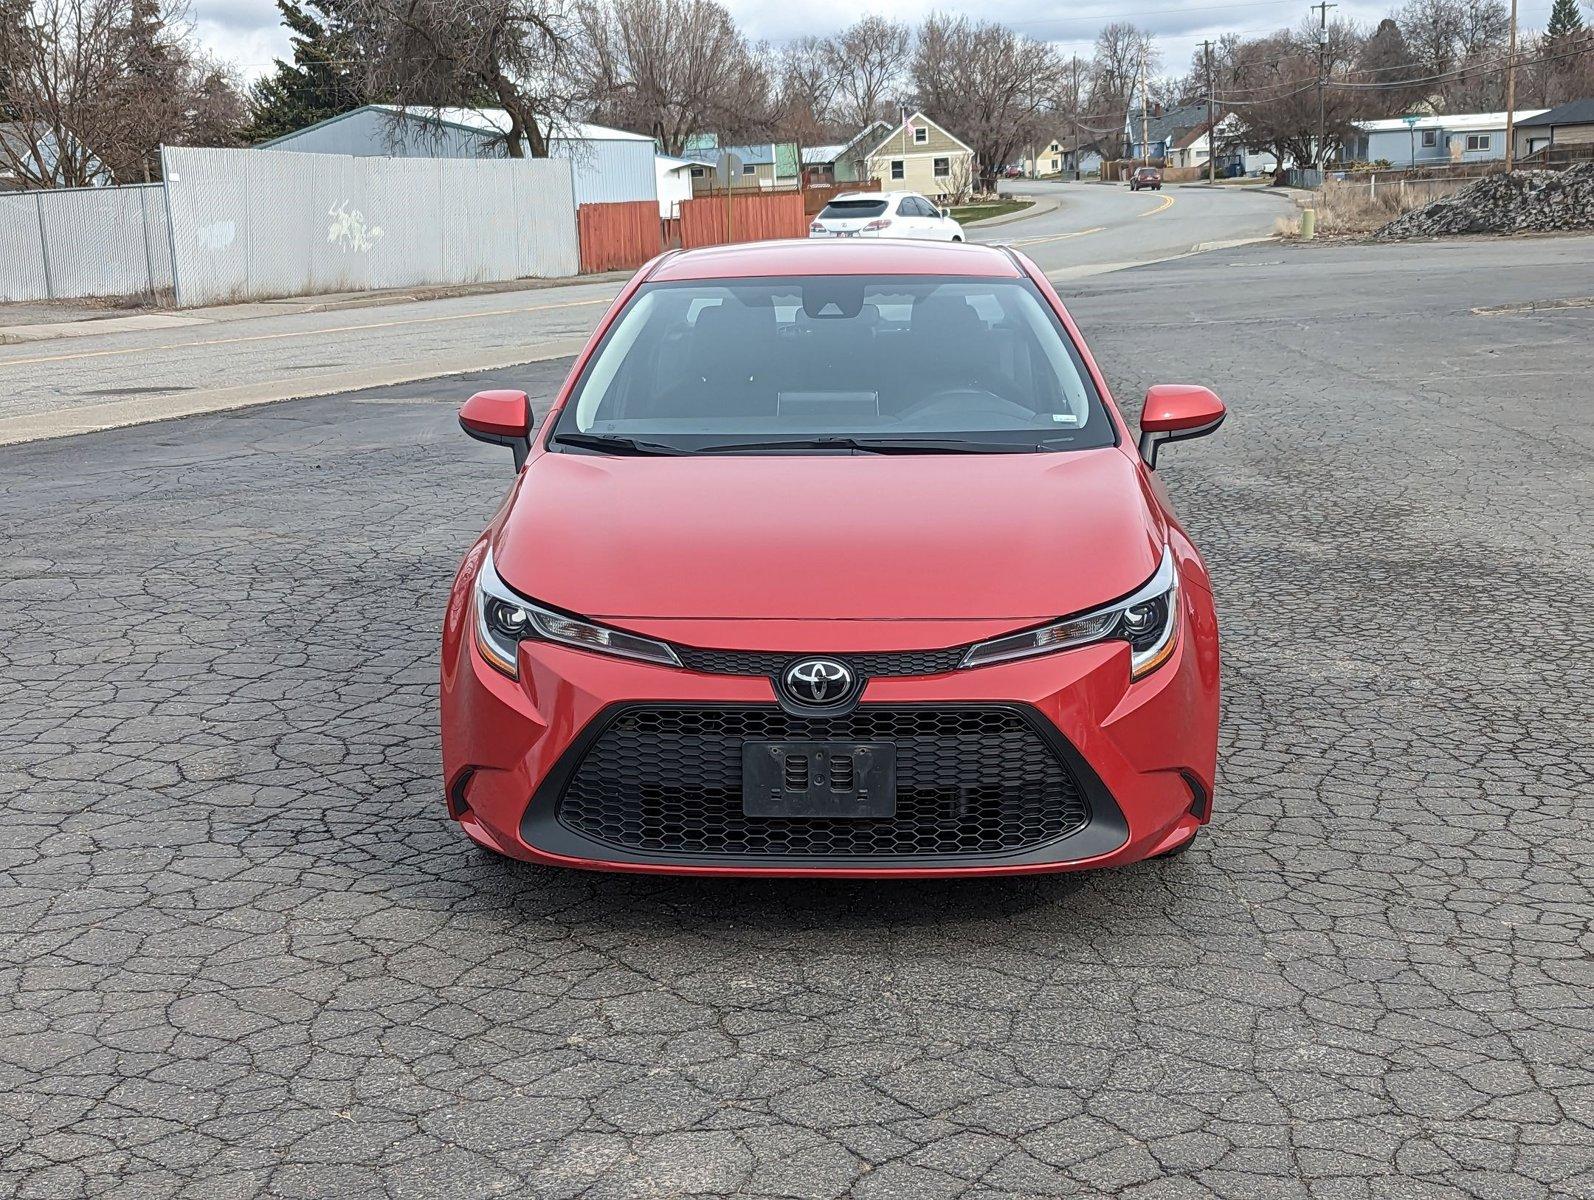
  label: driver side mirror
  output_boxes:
[459,389,532,470]
[1138,385,1226,469]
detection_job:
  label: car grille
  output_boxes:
[673,644,968,678]
[554,706,1089,860]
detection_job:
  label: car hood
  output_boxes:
[493,446,1165,621]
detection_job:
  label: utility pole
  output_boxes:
[1202,39,1216,184]
[1503,0,1520,171]
[1139,49,1150,168]
[1071,56,1082,181]
[1312,1,1337,175]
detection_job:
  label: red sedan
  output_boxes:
[442,240,1225,877]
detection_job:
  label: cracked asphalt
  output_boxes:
[2,236,1591,1199]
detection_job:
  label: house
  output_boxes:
[799,144,847,186]
[1346,109,1549,167]
[1514,98,1594,161]
[1023,137,1099,177]
[256,105,658,207]
[1124,103,1211,163]
[688,143,800,192]
[838,113,977,202]
[655,153,712,217]
[0,121,112,189]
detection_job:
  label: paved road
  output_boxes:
[2,235,1590,1198]
[0,186,1282,446]
[975,180,1287,276]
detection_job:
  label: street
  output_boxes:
[0,184,1287,445]
[980,179,1287,275]
[1,221,1590,1197]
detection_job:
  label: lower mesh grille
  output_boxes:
[554,706,1089,859]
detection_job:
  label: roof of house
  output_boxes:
[718,144,776,166]
[656,153,714,173]
[801,144,846,165]
[857,112,976,159]
[1517,98,1594,128]
[262,105,654,149]
[1128,103,1210,146]
[1354,109,1549,134]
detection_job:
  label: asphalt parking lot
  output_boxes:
[2,236,1590,1199]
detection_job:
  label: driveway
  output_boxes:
[2,234,1589,1198]
[974,180,1286,276]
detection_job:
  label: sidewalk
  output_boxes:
[0,270,634,345]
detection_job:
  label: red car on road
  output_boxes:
[1129,166,1163,191]
[443,240,1225,877]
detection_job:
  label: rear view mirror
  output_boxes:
[459,389,532,470]
[1138,385,1226,468]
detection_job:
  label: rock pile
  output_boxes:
[1373,162,1594,240]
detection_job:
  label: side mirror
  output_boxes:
[1138,384,1226,469]
[459,389,532,470]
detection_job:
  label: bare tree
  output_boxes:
[911,15,1065,186]
[0,0,243,186]
[1086,21,1158,157]
[824,16,909,129]
[349,0,582,156]
[575,0,772,154]
[772,36,838,153]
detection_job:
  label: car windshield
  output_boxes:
[552,275,1115,454]
[818,200,889,219]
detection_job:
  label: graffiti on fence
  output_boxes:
[327,201,384,253]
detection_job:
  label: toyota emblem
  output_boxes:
[782,658,855,706]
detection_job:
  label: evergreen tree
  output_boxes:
[245,0,364,142]
[1546,0,1584,39]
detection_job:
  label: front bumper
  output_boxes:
[441,559,1219,877]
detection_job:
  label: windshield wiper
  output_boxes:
[551,433,692,456]
[690,436,1067,455]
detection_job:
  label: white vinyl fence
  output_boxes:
[0,185,172,302]
[161,146,579,306]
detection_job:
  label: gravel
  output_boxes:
[1373,161,1594,239]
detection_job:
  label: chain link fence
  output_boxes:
[0,185,172,303]
[161,147,579,306]
[0,147,581,308]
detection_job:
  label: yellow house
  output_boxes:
[840,113,978,203]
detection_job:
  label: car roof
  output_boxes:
[647,239,1023,282]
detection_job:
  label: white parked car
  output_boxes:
[808,191,964,242]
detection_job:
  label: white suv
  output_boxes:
[809,191,965,242]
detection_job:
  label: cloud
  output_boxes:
[193,0,1557,87]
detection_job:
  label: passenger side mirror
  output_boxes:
[459,389,533,470]
[1138,385,1226,469]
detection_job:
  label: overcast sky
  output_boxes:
[197,0,1559,88]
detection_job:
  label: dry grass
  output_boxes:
[1280,177,1471,238]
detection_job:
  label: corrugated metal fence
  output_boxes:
[0,185,172,302]
[163,146,579,305]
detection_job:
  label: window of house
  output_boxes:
[741,164,757,175]
[1421,130,1437,147]
[914,127,929,144]
[890,159,904,179]
[1466,133,1490,151]
[933,157,950,177]
[690,167,706,178]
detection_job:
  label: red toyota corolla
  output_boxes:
[441,240,1224,877]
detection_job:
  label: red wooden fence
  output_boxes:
[679,191,809,249]
[577,201,663,273]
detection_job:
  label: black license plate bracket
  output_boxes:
[742,741,896,819]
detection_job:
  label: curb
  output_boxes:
[964,195,1059,227]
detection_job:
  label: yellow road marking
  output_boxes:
[0,294,618,370]
[1139,193,1176,217]
[1008,225,1106,247]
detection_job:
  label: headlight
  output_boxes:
[960,547,1179,679]
[473,550,681,677]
